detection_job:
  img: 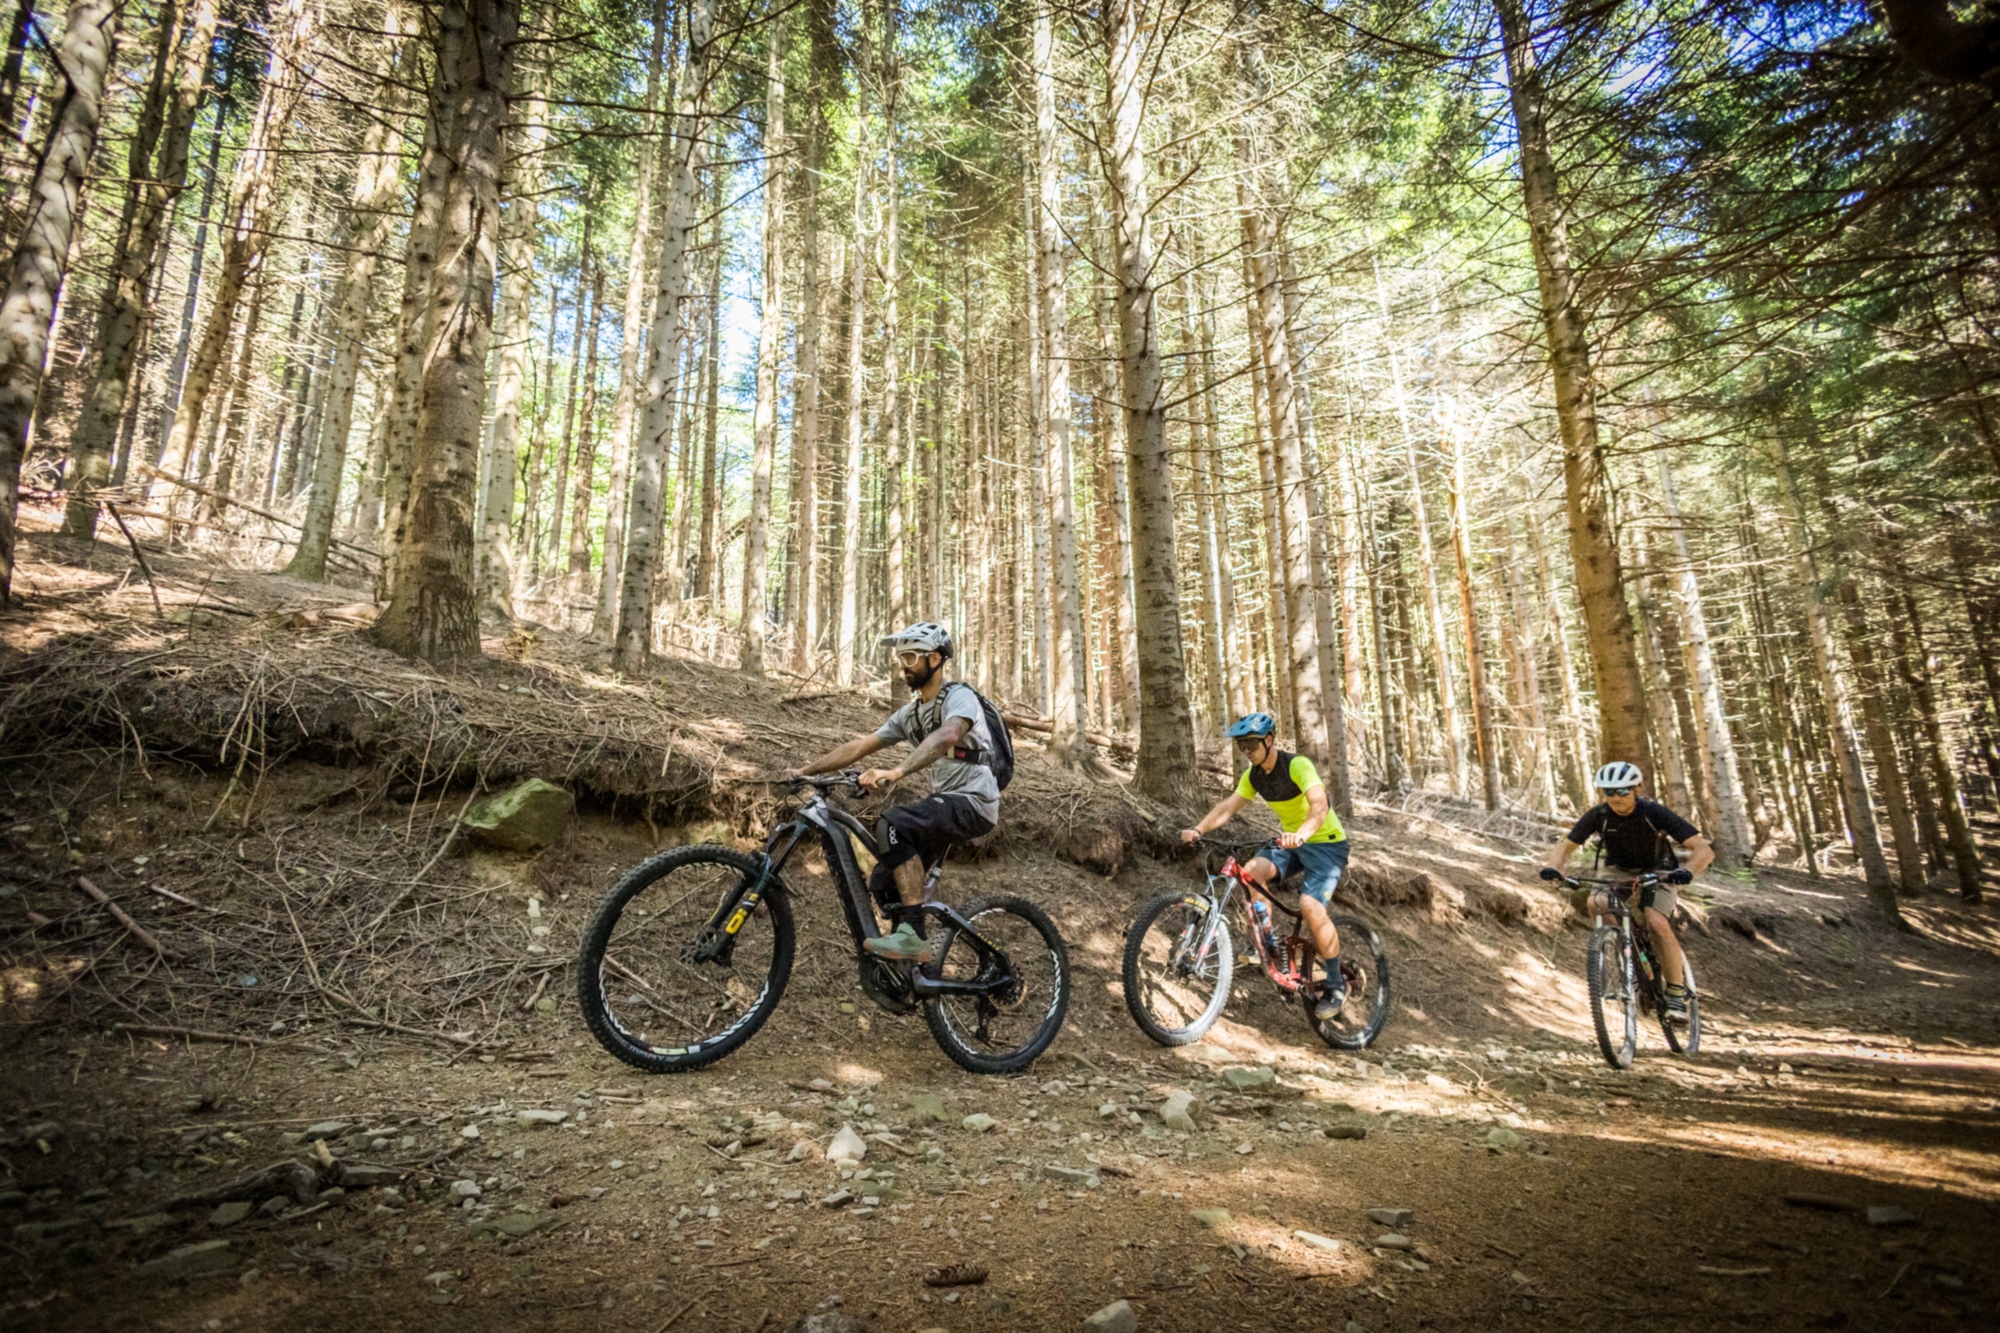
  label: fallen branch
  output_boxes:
[115,1022,265,1047]
[104,502,165,619]
[161,1158,323,1210]
[74,877,170,958]
[135,465,380,563]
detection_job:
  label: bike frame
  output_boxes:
[691,780,1016,1001]
[1185,849,1314,995]
[1584,874,1669,1013]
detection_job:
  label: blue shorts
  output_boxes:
[1256,840,1349,906]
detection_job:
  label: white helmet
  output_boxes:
[879,621,954,657]
[1593,761,1643,791]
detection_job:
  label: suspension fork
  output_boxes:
[692,821,806,963]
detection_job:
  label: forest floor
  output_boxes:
[3,508,1999,1333]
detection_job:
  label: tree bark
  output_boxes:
[1658,457,1755,862]
[591,0,668,640]
[1103,0,1196,801]
[835,171,869,683]
[146,0,316,512]
[286,9,408,581]
[63,0,213,539]
[741,17,785,672]
[566,256,603,579]
[614,0,715,672]
[1888,572,1983,900]
[1444,418,1501,810]
[474,32,544,615]
[371,0,516,661]
[1495,0,1652,780]
[1774,435,1900,923]
[0,0,118,603]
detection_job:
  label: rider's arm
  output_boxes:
[1681,834,1715,876]
[799,732,888,775]
[1545,838,1582,876]
[1280,784,1328,849]
[880,715,970,783]
[1182,792,1251,842]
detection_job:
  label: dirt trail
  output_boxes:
[4,521,1999,1332]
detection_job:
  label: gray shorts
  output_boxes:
[1590,883,1678,919]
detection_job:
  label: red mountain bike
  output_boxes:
[1122,838,1391,1049]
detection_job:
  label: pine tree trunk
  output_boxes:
[695,201,724,604]
[1660,456,1755,863]
[370,3,464,569]
[1093,222,1141,729]
[836,178,870,683]
[287,14,408,581]
[615,0,715,671]
[0,0,119,602]
[1103,0,1196,801]
[567,258,603,579]
[202,266,266,519]
[371,0,516,661]
[63,0,213,539]
[591,0,667,640]
[475,39,544,615]
[547,244,591,578]
[1888,572,1984,900]
[1495,0,1651,779]
[741,20,785,672]
[147,0,316,512]
[1774,434,1900,922]
[1445,423,1501,810]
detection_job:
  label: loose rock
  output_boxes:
[1085,1298,1137,1333]
[1223,1066,1275,1090]
[909,1093,948,1124]
[134,1239,233,1282]
[517,1109,568,1127]
[1367,1206,1413,1229]
[208,1201,252,1228]
[1160,1091,1199,1132]
[1324,1125,1367,1141]
[1373,1233,1413,1251]
[463,778,575,852]
[1484,1127,1523,1150]
[961,1113,997,1134]
[1191,1207,1233,1228]
[1294,1230,1343,1252]
[1866,1206,1916,1228]
[828,1124,868,1164]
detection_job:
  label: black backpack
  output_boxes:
[913,682,1014,791]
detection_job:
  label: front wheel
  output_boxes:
[576,845,794,1073]
[1122,891,1233,1046]
[1586,924,1637,1070]
[1304,914,1392,1050]
[923,895,1070,1075]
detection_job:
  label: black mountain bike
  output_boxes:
[577,772,1070,1075]
[1557,872,1700,1069]
[1122,837,1391,1050]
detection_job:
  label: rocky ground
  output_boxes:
[3,515,1999,1333]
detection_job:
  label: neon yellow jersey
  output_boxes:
[1234,752,1344,844]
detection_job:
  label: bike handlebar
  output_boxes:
[790,770,865,796]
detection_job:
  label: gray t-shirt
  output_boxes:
[875,682,1001,825]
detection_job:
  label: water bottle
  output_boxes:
[1250,900,1278,954]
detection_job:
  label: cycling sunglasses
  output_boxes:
[1599,786,1637,798]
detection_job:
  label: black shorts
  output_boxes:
[877,794,995,873]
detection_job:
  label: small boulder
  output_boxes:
[1085,1298,1137,1333]
[1324,1125,1367,1141]
[208,1201,252,1228]
[516,1109,568,1127]
[828,1124,868,1163]
[1484,1127,1523,1150]
[1367,1206,1413,1229]
[1160,1090,1199,1132]
[463,779,575,853]
[1222,1066,1275,1091]
[134,1239,233,1282]
[961,1113,997,1134]
[908,1093,948,1124]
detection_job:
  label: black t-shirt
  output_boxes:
[1566,798,1700,872]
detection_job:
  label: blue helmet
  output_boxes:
[1226,712,1277,740]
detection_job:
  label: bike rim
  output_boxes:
[1130,901,1227,1037]
[596,860,779,1058]
[1591,928,1635,1066]
[930,906,1064,1060]
[1313,943,1384,1042]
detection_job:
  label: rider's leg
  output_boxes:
[1644,907,1688,990]
[1297,895,1341,963]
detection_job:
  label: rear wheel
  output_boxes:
[1660,955,1700,1055]
[1122,891,1233,1046]
[1304,914,1392,1050]
[577,845,793,1073]
[1586,924,1637,1070]
[922,895,1069,1075]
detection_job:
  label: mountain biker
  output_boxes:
[1539,761,1715,1018]
[794,623,998,964]
[1177,712,1350,1021]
